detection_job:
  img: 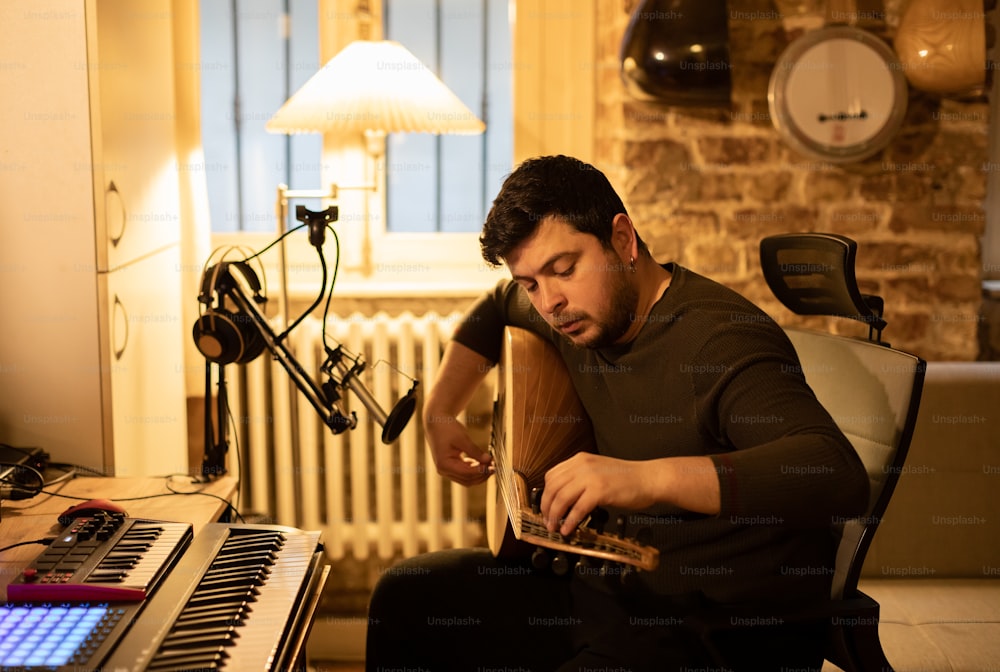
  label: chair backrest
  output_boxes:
[784,326,925,599]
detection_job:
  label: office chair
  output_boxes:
[690,233,926,671]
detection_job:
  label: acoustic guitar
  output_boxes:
[485,326,659,572]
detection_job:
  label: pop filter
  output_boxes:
[380,383,418,444]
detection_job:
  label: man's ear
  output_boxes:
[610,213,638,261]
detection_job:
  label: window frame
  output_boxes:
[210,0,596,299]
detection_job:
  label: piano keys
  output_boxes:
[100,523,329,671]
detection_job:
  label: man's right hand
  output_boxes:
[425,413,493,486]
[422,340,496,487]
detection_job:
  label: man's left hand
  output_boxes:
[539,452,657,537]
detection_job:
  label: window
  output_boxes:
[200,0,322,233]
[383,0,513,233]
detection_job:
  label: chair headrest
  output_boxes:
[760,233,887,342]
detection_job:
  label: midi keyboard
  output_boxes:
[6,511,193,603]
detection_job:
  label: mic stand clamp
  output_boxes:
[297,204,338,249]
[321,345,364,434]
[319,375,357,434]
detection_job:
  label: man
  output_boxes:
[366,155,869,670]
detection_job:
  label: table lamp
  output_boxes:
[265,37,485,308]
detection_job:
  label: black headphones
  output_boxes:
[192,260,268,365]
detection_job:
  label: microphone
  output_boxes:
[325,347,419,444]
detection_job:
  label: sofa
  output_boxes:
[823,362,1000,671]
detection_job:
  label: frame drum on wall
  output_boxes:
[768,25,908,163]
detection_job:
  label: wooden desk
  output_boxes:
[0,474,238,600]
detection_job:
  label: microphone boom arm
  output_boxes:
[222,279,357,434]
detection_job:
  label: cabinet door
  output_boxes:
[105,245,188,477]
[0,1,110,469]
[89,0,182,271]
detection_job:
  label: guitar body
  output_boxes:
[485,470,530,559]
[486,326,592,558]
[486,327,659,572]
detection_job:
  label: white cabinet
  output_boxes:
[0,0,188,476]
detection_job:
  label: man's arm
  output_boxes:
[692,322,870,527]
[423,340,496,486]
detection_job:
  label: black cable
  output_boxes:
[41,468,76,489]
[25,474,242,515]
[0,538,55,554]
[23,489,107,504]
[191,374,244,519]
[24,476,245,524]
[239,222,309,261]
[164,475,245,523]
[235,219,342,351]
[320,223,343,352]
[48,462,108,477]
[0,462,45,500]
[224,380,243,518]
[239,220,334,347]
[278,243,327,341]
[280,218,343,345]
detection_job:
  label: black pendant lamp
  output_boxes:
[620,0,732,107]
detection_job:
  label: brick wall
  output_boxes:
[597,0,990,361]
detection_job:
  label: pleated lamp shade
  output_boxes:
[266,40,485,135]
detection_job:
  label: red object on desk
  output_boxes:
[58,498,128,525]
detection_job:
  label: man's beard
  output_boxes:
[565,269,639,349]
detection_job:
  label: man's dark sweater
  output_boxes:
[452,263,870,606]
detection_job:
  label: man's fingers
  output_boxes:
[543,482,591,535]
[442,453,492,485]
[459,452,493,469]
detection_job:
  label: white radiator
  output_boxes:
[230,310,482,561]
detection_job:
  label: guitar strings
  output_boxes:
[491,375,521,536]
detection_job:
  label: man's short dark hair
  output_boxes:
[480,155,644,267]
